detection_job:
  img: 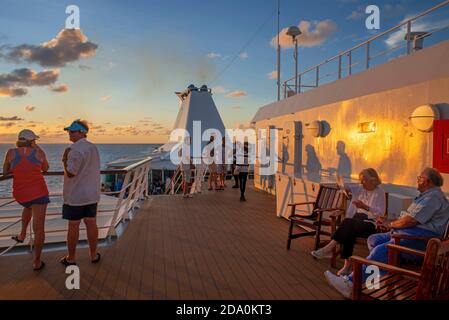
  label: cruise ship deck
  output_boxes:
[0,185,346,300]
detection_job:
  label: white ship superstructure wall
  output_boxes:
[252,40,449,218]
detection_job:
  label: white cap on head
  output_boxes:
[18,129,39,141]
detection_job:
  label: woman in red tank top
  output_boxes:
[2,129,49,271]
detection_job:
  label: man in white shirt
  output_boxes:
[60,120,101,266]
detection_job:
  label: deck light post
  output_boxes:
[287,26,302,94]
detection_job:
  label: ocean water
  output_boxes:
[0,143,161,197]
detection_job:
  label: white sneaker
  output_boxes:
[311,249,332,259]
[337,266,352,277]
[324,270,352,299]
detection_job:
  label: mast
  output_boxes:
[277,0,281,101]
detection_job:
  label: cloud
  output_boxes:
[101,95,112,102]
[385,16,449,48]
[0,87,28,97]
[25,105,36,111]
[347,6,365,20]
[0,116,24,121]
[226,90,247,98]
[271,20,338,49]
[239,52,249,60]
[212,86,227,94]
[207,52,221,59]
[3,29,98,67]
[268,70,278,80]
[0,122,16,128]
[231,106,242,110]
[79,64,91,71]
[348,4,405,21]
[0,68,59,97]
[49,84,69,93]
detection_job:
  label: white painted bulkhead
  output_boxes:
[252,40,449,219]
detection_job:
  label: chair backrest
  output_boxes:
[314,184,345,212]
[416,238,449,300]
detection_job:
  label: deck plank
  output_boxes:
[0,184,344,300]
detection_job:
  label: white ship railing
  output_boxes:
[282,0,449,98]
[0,157,152,256]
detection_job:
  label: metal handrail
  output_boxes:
[0,157,152,255]
[282,0,449,97]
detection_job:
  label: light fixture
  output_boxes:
[358,121,377,133]
[305,120,323,137]
[409,104,439,132]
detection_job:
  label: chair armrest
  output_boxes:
[327,209,345,218]
[391,233,434,242]
[287,202,315,207]
[350,256,421,278]
[314,208,344,213]
[386,244,425,258]
[289,214,315,220]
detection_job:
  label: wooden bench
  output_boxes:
[350,238,449,300]
[286,184,346,251]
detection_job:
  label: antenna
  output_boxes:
[277,0,281,101]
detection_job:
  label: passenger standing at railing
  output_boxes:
[2,129,49,271]
[60,120,101,266]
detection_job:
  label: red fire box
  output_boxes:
[433,120,449,174]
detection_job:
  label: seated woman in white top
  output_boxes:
[311,168,386,276]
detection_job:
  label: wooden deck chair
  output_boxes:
[388,218,449,268]
[351,238,449,300]
[330,192,389,268]
[286,184,346,251]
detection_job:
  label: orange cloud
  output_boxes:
[268,70,278,80]
[4,29,98,67]
[271,20,338,49]
[0,68,59,97]
[25,105,37,111]
[226,90,247,98]
[49,84,69,93]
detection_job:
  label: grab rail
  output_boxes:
[0,157,152,256]
[282,0,449,98]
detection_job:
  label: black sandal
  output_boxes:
[60,256,77,266]
[91,253,101,264]
[33,261,45,271]
[12,235,24,243]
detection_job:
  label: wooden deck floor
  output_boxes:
[0,184,345,300]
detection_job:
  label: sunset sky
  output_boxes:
[0,0,446,143]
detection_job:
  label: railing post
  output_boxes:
[298,75,301,94]
[348,51,352,76]
[406,21,412,55]
[316,66,320,87]
[338,55,342,79]
[108,171,132,236]
[365,42,370,69]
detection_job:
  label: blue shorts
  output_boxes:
[62,203,98,221]
[18,195,50,208]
